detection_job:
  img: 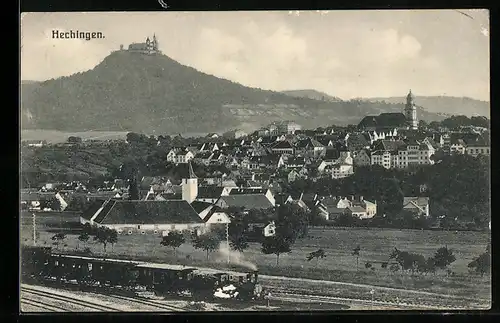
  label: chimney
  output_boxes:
[351,195,354,201]
[360,196,364,201]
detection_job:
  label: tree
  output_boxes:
[306,249,326,266]
[192,232,220,261]
[432,246,456,274]
[108,229,118,252]
[93,227,115,253]
[275,204,309,242]
[228,217,249,252]
[77,232,90,250]
[128,178,140,200]
[261,236,292,266]
[160,231,185,257]
[352,245,361,271]
[468,245,491,277]
[51,233,66,250]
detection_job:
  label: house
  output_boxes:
[209,151,226,165]
[263,221,276,237]
[270,140,295,155]
[287,170,299,182]
[295,138,326,157]
[371,151,393,169]
[215,195,275,210]
[195,186,225,203]
[203,206,231,225]
[206,133,220,139]
[194,151,213,165]
[274,121,302,134]
[191,201,231,225]
[464,137,490,157]
[80,199,206,236]
[345,206,367,218]
[223,129,247,139]
[228,187,276,206]
[199,142,220,152]
[274,193,293,206]
[251,173,272,186]
[285,156,306,169]
[248,154,285,169]
[402,196,430,218]
[331,164,354,179]
[346,133,372,150]
[353,149,371,167]
[321,195,376,220]
[175,150,194,164]
[166,149,177,162]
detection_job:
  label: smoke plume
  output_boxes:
[217,244,258,271]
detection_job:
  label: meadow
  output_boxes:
[20,212,491,304]
[21,130,129,143]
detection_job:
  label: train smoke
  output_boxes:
[217,244,258,271]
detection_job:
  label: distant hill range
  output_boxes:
[366,96,490,118]
[21,49,453,134]
[280,89,343,102]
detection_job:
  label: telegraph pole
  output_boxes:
[32,212,36,246]
[226,222,230,264]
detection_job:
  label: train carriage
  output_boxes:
[87,258,139,287]
[20,245,52,281]
[135,263,196,296]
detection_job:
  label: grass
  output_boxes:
[20,212,491,307]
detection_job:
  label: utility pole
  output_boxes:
[32,212,36,246]
[226,222,230,264]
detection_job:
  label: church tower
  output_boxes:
[182,161,198,204]
[404,90,418,130]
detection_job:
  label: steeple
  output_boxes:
[404,89,418,130]
[188,161,197,179]
[182,161,198,204]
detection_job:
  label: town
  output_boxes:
[21,91,490,236]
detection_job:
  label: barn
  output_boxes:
[80,199,206,236]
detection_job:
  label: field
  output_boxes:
[20,130,212,144]
[20,212,491,306]
[21,130,129,144]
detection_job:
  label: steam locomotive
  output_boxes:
[21,245,264,301]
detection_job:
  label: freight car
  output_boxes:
[20,246,264,302]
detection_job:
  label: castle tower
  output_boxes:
[182,161,198,204]
[404,90,418,130]
[152,34,158,51]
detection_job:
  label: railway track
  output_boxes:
[269,290,483,310]
[105,293,185,312]
[21,298,69,312]
[21,286,125,312]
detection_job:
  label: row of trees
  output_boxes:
[157,204,309,266]
[77,224,118,253]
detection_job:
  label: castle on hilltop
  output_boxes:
[118,34,161,55]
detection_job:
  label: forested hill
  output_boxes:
[21,50,447,134]
[281,89,343,102]
[367,96,490,117]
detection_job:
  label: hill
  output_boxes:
[367,96,490,117]
[281,89,342,102]
[21,50,448,134]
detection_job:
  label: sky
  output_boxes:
[20,10,490,101]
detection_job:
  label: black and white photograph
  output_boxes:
[20,10,491,312]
